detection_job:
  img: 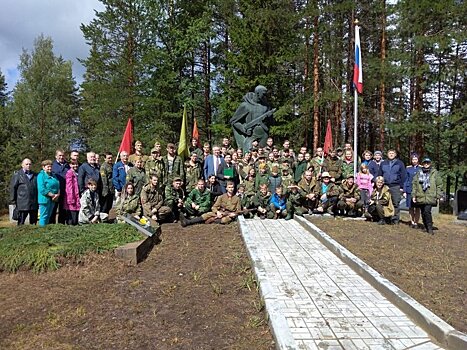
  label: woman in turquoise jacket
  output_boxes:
[37,160,60,226]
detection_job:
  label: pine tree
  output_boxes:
[11,35,78,162]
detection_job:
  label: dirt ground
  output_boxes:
[308,213,467,333]
[0,221,275,350]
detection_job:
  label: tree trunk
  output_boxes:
[379,0,386,150]
[312,15,319,151]
[413,47,424,156]
[304,15,310,148]
[202,40,212,143]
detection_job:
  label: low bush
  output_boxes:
[0,224,142,273]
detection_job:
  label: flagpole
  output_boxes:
[353,20,361,177]
[354,88,358,176]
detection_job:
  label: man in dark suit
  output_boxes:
[10,158,38,225]
[203,145,224,180]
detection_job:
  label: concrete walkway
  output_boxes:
[238,216,444,350]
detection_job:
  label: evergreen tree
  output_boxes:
[11,34,78,163]
[0,69,12,207]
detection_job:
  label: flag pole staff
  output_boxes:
[353,19,360,177]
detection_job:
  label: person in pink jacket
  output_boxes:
[64,162,80,225]
[355,164,374,211]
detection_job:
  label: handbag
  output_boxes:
[12,206,19,221]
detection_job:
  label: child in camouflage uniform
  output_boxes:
[252,183,271,219]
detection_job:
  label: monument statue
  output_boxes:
[229,85,275,153]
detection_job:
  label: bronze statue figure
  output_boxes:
[230,85,275,153]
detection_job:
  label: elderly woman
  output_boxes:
[365,176,394,225]
[37,160,60,226]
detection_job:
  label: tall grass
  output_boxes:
[0,224,143,273]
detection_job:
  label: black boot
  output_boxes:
[180,213,204,227]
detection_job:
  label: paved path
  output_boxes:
[238,216,444,350]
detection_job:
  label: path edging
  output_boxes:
[238,216,297,350]
[295,215,467,350]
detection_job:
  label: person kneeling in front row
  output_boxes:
[365,176,394,225]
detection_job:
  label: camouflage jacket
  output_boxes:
[164,155,185,185]
[164,185,185,209]
[184,161,202,192]
[100,162,114,197]
[298,177,319,197]
[140,184,164,216]
[338,181,361,201]
[317,181,340,198]
[323,157,343,182]
[116,194,142,217]
[126,167,146,196]
[145,157,166,184]
[252,192,271,209]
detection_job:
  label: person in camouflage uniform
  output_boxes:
[126,156,146,196]
[140,175,172,226]
[164,143,185,186]
[341,150,358,181]
[293,153,308,183]
[128,140,148,166]
[255,163,269,190]
[145,147,166,190]
[310,147,325,179]
[298,170,319,212]
[184,152,202,192]
[314,172,340,214]
[322,149,343,184]
[189,138,204,162]
[286,184,306,217]
[164,177,185,221]
[252,183,271,219]
[99,152,115,214]
[116,182,142,219]
[183,179,212,218]
[280,164,294,192]
[201,181,242,224]
[337,174,362,216]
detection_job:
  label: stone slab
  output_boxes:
[114,226,160,265]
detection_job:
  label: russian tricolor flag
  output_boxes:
[353,25,363,94]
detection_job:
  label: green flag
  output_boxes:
[178,104,190,159]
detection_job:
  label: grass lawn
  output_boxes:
[0,224,143,273]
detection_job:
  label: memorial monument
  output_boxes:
[230,85,275,153]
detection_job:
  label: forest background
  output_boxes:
[0,0,466,208]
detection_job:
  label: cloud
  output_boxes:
[0,0,104,91]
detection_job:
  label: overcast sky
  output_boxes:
[0,0,104,91]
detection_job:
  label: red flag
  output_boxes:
[192,118,200,143]
[323,119,333,156]
[118,118,133,154]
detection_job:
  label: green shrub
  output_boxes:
[0,224,143,273]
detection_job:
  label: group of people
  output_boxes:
[9,137,442,234]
